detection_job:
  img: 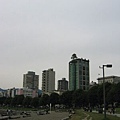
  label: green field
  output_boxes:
[116,108,120,114]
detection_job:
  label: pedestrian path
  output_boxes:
[92,110,120,118]
[106,112,120,117]
[82,112,92,120]
[82,110,120,120]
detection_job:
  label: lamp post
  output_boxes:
[99,64,112,119]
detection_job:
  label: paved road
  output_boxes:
[16,111,69,120]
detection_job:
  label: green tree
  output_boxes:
[16,95,24,105]
[39,94,50,106]
[114,83,120,103]
[30,97,39,108]
[88,85,98,107]
[11,97,17,107]
[83,91,89,107]
[106,84,115,105]
[22,96,32,107]
[49,93,60,106]
[104,83,112,106]
[97,84,103,106]
[4,97,12,106]
[0,97,6,106]
[60,91,73,107]
[10,95,24,107]
[72,89,85,108]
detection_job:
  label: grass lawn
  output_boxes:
[70,109,87,120]
[70,109,120,120]
[116,108,120,114]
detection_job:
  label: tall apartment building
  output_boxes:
[69,54,90,91]
[42,68,55,94]
[58,78,68,91]
[23,71,39,90]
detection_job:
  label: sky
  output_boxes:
[0,0,120,89]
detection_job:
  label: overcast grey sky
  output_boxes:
[0,0,120,89]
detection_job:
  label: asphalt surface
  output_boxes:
[15,111,69,120]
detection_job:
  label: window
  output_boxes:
[83,71,85,75]
[83,81,85,85]
[83,76,85,80]
[83,66,85,70]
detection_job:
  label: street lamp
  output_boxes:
[99,64,112,119]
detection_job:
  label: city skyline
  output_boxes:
[0,0,120,89]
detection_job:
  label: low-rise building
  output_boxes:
[6,87,38,98]
[16,88,38,98]
[53,90,65,95]
[0,88,7,97]
[7,88,16,97]
[97,76,120,84]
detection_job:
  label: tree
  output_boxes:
[49,93,60,106]
[39,94,50,106]
[88,85,98,107]
[97,84,103,106]
[4,97,12,106]
[16,95,24,105]
[83,91,89,107]
[22,96,32,107]
[60,91,73,108]
[10,95,24,107]
[103,82,112,105]
[30,97,39,108]
[11,97,17,107]
[0,97,6,106]
[72,89,85,108]
[113,83,120,103]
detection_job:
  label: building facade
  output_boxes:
[23,71,39,90]
[7,88,16,98]
[42,68,55,94]
[97,76,120,84]
[69,54,90,91]
[58,78,68,91]
[16,88,38,98]
[0,88,7,97]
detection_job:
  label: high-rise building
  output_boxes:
[23,71,39,90]
[69,54,90,91]
[42,68,55,94]
[58,78,68,91]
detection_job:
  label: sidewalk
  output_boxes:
[106,112,120,117]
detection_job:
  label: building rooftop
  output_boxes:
[97,75,120,80]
